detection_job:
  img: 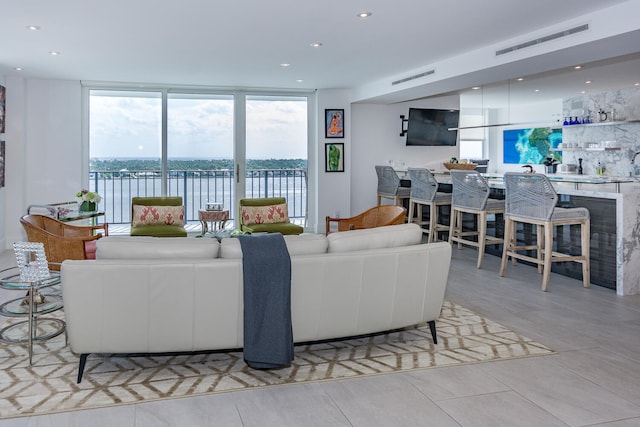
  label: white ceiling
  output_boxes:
[1,0,639,104]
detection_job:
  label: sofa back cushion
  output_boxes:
[327,223,422,253]
[241,203,289,225]
[96,236,219,259]
[220,233,328,259]
[132,205,185,227]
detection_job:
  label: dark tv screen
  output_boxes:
[406,108,459,146]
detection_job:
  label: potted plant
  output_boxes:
[76,189,102,212]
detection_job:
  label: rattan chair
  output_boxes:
[407,167,451,243]
[448,170,504,269]
[20,214,109,270]
[375,165,410,206]
[325,205,406,235]
[499,173,590,291]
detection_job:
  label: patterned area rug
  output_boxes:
[0,301,555,419]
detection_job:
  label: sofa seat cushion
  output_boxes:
[96,236,220,259]
[220,233,328,259]
[327,223,422,253]
[242,222,304,235]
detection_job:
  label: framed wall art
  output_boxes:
[0,84,5,134]
[0,140,4,188]
[325,143,344,172]
[325,109,344,138]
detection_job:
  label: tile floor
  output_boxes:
[1,244,639,426]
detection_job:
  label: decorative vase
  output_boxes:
[79,201,96,212]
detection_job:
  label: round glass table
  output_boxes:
[0,266,66,365]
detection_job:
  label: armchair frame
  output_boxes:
[325,205,406,235]
[20,214,109,270]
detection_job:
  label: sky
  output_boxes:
[89,93,308,159]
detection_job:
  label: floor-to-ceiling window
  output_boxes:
[87,87,312,227]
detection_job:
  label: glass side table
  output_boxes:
[0,267,66,365]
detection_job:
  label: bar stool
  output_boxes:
[375,165,410,206]
[448,170,504,269]
[407,167,452,242]
[499,172,590,292]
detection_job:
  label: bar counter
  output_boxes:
[426,171,640,296]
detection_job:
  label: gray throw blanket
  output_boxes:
[237,233,294,369]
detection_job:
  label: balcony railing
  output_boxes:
[89,169,308,226]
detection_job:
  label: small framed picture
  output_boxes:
[325,109,344,138]
[325,143,344,172]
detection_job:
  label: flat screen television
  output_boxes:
[405,108,459,146]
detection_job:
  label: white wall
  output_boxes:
[350,95,459,215]
[0,76,5,250]
[3,77,83,248]
[316,89,351,234]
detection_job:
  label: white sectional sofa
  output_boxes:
[61,223,452,382]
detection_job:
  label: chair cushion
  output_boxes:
[84,240,97,260]
[551,207,590,221]
[130,224,188,237]
[132,205,185,227]
[242,222,304,235]
[241,203,289,225]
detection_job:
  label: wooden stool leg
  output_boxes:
[536,224,544,274]
[408,200,415,224]
[541,223,554,292]
[428,203,436,243]
[581,220,591,288]
[448,208,457,245]
[499,217,512,277]
[477,211,487,269]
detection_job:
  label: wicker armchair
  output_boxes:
[20,214,109,270]
[325,205,406,235]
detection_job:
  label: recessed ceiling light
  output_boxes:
[15,67,23,71]
[49,51,60,56]
[516,77,524,82]
[357,12,372,18]
[296,79,304,83]
[280,63,290,67]
[310,42,323,48]
[581,90,587,94]
[471,86,481,90]
[26,25,40,31]
[585,80,592,84]
[534,89,540,92]
[635,82,640,86]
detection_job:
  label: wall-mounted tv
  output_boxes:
[405,108,459,146]
[503,127,563,164]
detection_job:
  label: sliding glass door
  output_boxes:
[88,88,311,227]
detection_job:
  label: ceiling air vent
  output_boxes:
[392,69,435,86]
[496,24,589,56]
